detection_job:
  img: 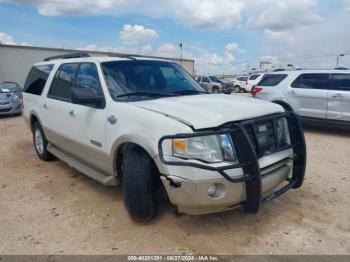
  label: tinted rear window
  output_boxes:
[258,74,287,86]
[331,74,350,91]
[291,73,329,89]
[24,64,54,95]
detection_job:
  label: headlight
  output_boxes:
[276,118,291,146]
[12,94,19,102]
[172,134,237,163]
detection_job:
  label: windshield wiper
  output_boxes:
[116,92,178,98]
[172,90,208,95]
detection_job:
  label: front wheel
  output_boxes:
[212,86,219,93]
[32,121,55,161]
[123,147,159,222]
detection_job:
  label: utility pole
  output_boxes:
[178,43,183,66]
[336,54,345,67]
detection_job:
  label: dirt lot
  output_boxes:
[0,114,349,255]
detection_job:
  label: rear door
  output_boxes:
[44,63,79,149]
[327,73,350,122]
[287,73,329,119]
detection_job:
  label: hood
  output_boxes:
[134,94,284,129]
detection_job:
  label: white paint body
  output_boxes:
[24,56,297,215]
[254,70,350,123]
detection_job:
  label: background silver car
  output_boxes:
[0,81,22,116]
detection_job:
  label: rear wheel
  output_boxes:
[123,146,160,222]
[32,121,55,161]
[233,85,241,93]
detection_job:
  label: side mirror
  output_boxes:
[72,88,105,108]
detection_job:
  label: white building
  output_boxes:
[0,44,195,87]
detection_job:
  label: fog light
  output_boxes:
[208,184,217,197]
[208,183,225,199]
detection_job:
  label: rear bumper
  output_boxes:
[158,112,307,215]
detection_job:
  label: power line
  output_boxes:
[231,52,350,65]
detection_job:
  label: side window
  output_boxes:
[24,64,54,95]
[202,77,210,83]
[48,63,79,101]
[75,63,103,96]
[249,74,260,80]
[258,74,287,86]
[331,74,350,91]
[291,73,329,89]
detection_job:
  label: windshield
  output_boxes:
[209,76,221,82]
[0,82,20,92]
[101,60,207,101]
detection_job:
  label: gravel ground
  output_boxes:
[0,115,349,255]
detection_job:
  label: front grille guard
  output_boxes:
[158,112,307,213]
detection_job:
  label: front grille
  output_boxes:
[0,102,10,105]
[240,117,291,158]
[0,108,11,113]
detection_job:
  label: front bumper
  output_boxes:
[0,103,21,115]
[158,112,307,215]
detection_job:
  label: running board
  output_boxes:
[47,144,119,186]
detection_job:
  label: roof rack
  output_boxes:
[44,52,90,61]
[108,53,140,60]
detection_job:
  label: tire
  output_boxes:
[123,146,159,222]
[212,86,219,93]
[233,86,241,93]
[32,121,55,161]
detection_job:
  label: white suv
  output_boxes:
[252,70,350,126]
[23,53,306,222]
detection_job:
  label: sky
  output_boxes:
[0,0,350,75]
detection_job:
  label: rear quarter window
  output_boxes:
[24,64,54,95]
[258,74,287,86]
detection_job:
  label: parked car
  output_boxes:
[232,75,248,93]
[252,70,350,126]
[196,75,226,93]
[23,53,306,222]
[0,81,22,116]
[246,73,264,93]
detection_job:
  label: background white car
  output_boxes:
[196,75,226,93]
[245,73,264,93]
[252,70,350,126]
[232,75,248,93]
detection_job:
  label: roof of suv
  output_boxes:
[265,69,350,76]
[34,56,171,66]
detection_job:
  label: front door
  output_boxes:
[67,62,109,172]
[286,73,329,119]
[327,73,350,122]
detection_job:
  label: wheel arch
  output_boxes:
[29,111,43,132]
[111,135,167,177]
[272,100,294,112]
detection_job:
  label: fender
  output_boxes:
[110,134,169,176]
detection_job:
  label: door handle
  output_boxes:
[69,110,76,117]
[289,90,296,95]
[332,94,344,99]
